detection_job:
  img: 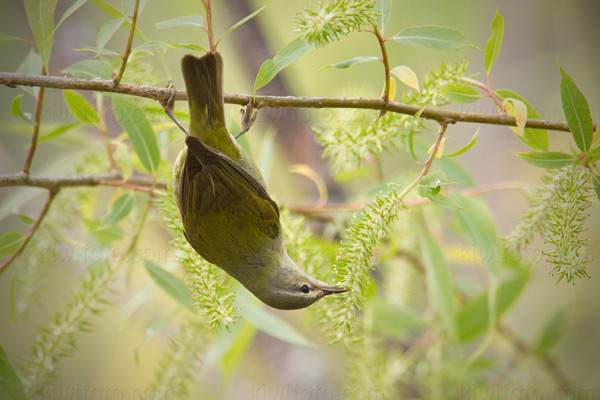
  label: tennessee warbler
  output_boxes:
[171,52,346,310]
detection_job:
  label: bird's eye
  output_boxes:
[300,284,310,294]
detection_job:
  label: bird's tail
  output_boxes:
[181,52,226,137]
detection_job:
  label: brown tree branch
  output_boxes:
[0,189,57,275]
[0,72,582,132]
[0,173,166,191]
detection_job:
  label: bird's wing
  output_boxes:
[180,136,280,239]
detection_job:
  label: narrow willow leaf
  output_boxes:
[0,232,24,257]
[559,66,594,152]
[254,37,315,94]
[63,90,99,125]
[133,40,171,53]
[392,25,470,51]
[76,46,120,57]
[121,0,146,16]
[503,97,528,138]
[102,193,134,227]
[535,310,566,355]
[408,108,424,161]
[442,83,481,103]
[419,229,457,340]
[10,95,33,124]
[318,56,380,72]
[97,17,125,52]
[39,123,81,143]
[221,322,256,375]
[496,89,548,151]
[235,287,314,347]
[24,0,58,71]
[390,65,419,93]
[93,225,124,243]
[0,33,27,43]
[458,271,528,342]
[221,1,271,40]
[170,43,206,52]
[375,0,392,34]
[592,175,600,202]
[453,194,499,276]
[55,0,88,31]
[484,9,504,75]
[16,50,42,96]
[112,97,160,173]
[89,0,148,41]
[155,15,203,29]
[515,151,575,169]
[15,213,36,224]
[144,260,194,310]
[0,345,27,400]
[445,129,479,157]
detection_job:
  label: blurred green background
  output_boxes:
[0,0,599,398]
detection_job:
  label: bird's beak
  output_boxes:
[314,281,348,296]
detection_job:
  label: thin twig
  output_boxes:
[290,180,527,213]
[0,72,586,132]
[373,25,391,103]
[0,173,166,191]
[114,0,140,86]
[22,68,46,176]
[96,93,119,171]
[0,189,58,275]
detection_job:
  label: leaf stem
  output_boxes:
[373,24,391,103]
[202,0,216,52]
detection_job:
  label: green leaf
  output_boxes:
[318,56,380,72]
[76,46,121,57]
[16,49,42,97]
[63,90,99,125]
[221,322,256,376]
[390,65,419,92]
[15,213,36,224]
[155,14,203,29]
[63,59,114,79]
[55,0,88,31]
[392,25,470,51]
[112,97,160,173]
[133,40,171,53]
[373,300,425,339]
[0,232,24,257]
[418,170,453,197]
[559,65,594,152]
[484,9,504,75]
[375,0,392,34]
[221,1,271,40]
[592,175,600,202]
[121,0,146,16]
[0,345,27,400]
[254,37,316,94]
[408,108,424,161]
[452,194,499,276]
[535,310,566,355]
[496,89,548,151]
[97,17,125,52]
[170,43,206,52]
[0,33,27,43]
[89,0,148,41]
[444,128,478,157]
[39,122,81,142]
[419,228,457,340]
[144,260,194,310]
[235,287,314,347]
[10,95,33,124]
[515,151,575,169]
[102,194,134,227]
[458,271,528,342]
[442,83,481,103]
[92,225,124,243]
[24,0,58,71]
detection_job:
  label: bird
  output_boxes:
[170,52,346,310]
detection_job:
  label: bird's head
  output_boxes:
[249,252,347,310]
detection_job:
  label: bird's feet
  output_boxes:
[234,102,258,139]
[160,81,189,136]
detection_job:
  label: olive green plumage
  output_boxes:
[172,52,345,310]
